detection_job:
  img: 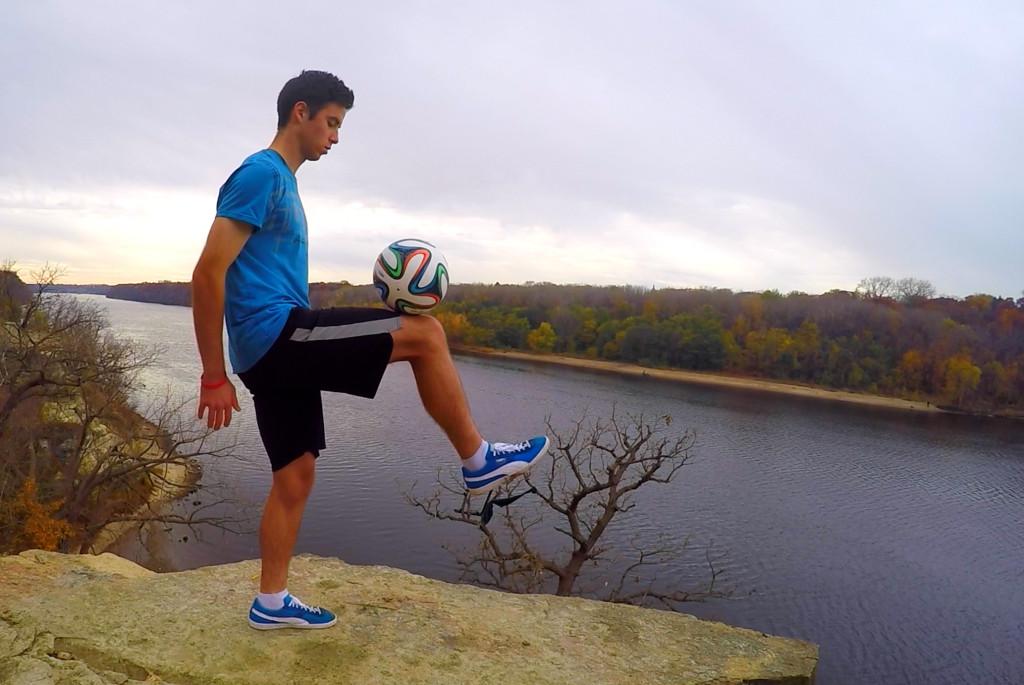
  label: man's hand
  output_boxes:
[198,379,242,430]
[192,216,251,432]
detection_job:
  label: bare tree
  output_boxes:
[57,390,245,552]
[894,277,936,303]
[406,412,728,610]
[0,263,244,553]
[857,275,935,304]
[856,276,897,301]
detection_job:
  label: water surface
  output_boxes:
[85,295,1024,684]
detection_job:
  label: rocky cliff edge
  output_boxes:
[0,550,817,684]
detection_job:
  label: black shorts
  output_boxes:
[237,306,401,471]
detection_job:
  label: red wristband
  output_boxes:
[201,376,228,389]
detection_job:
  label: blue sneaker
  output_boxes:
[248,594,337,630]
[462,436,549,495]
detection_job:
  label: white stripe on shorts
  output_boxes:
[289,317,400,343]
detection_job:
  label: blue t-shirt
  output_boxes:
[216,149,310,374]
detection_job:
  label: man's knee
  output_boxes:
[391,314,447,361]
[417,315,447,351]
[271,452,316,505]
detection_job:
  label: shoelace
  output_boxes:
[491,440,531,454]
[287,597,323,615]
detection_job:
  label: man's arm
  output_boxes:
[192,216,252,429]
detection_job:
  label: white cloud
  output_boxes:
[1,1,1022,296]
[0,184,214,283]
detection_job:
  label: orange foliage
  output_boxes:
[997,307,1024,334]
[8,478,75,551]
[897,349,926,392]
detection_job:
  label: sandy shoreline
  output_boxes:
[453,346,946,415]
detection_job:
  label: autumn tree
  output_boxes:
[943,354,981,408]
[526,322,557,353]
[896,349,927,395]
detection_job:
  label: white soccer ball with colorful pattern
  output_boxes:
[373,239,449,314]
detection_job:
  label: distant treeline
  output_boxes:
[330,279,1024,414]
[44,284,113,296]
[21,274,1024,414]
[40,281,346,308]
[38,283,186,306]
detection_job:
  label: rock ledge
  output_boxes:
[0,550,817,684]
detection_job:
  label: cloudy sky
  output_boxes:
[1,1,1021,297]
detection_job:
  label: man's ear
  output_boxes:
[293,101,309,123]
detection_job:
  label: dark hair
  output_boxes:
[276,70,354,128]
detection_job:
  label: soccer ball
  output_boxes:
[373,238,449,314]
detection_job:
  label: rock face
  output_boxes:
[0,270,31,311]
[0,551,817,684]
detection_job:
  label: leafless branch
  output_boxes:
[404,410,729,611]
[1,275,246,554]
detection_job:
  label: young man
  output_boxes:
[191,70,548,631]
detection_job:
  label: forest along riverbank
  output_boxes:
[452,346,948,415]
[50,287,1020,420]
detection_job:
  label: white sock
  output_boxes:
[462,440,489,470]
[257,589,288,610]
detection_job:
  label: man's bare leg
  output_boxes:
[259,452,315,592]
[389,313,549,495]
[389,315,482,458]
[250,449,335,629]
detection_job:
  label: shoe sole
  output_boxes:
[467,439,549,496]
[248,617,338,630]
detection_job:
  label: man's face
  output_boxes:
[297,102,346,162]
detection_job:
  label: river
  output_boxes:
[78,295,1024,684]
